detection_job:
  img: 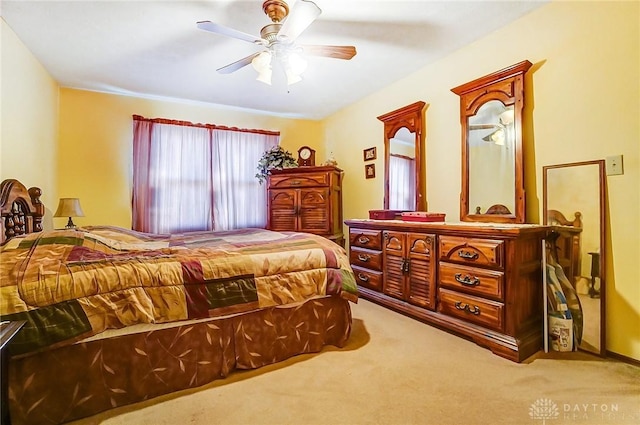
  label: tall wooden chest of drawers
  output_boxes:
[267,166,343,245]
[345,219,548,362]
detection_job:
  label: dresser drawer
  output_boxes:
[439,262,504,301]
[350,247,383,271]
[349,228,382,250]
[352,265,383,292]
[269,172,329,188]
[438,288,504,332]
[439,236,504,269]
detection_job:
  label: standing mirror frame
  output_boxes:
[543,160,606,356]
[452,60,532,223]
[377,101,426,211]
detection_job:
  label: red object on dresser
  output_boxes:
[368,210,408,220]
[400,212,446,222]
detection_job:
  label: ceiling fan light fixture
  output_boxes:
[483,128,506,145]
[256,69,273,85]
[252,51,273,84]
[287,51,307,75]
[286,70,303,85]
[499,109,515,125]
[284,51,307,85]
[252,51,272,72]
[198,0,356,84]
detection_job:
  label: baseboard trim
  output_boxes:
[606,350,640,367]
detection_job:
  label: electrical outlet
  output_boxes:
[606,155,624,176]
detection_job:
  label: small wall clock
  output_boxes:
[297,146,316,166]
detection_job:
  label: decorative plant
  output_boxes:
[255,145,298,184]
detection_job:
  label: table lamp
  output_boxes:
[54,198,85,228]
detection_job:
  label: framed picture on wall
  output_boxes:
[365,163,376,179]
[363,147,377,161]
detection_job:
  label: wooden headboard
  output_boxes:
[547,209,583,282]
[0,179,45,244]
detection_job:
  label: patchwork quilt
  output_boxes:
[0,226,357,355]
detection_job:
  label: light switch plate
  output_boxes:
[606,155,624,176]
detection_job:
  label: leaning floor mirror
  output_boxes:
[543,160,606,356]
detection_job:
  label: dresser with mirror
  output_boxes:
[346,61,553,362]
[452,60,531,223]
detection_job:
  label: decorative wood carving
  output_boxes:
[547,209,582,228]
[484,204,512,215]
[0,179,44,244]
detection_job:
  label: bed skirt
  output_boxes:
[8,296,352,425]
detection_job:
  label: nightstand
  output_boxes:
[1,321,26,425]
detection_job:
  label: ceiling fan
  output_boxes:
[196,0,357,85]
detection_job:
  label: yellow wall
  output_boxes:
[325,1,639,360]
[0,19,59,225]
[57,89,324,227]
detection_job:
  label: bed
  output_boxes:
[0,179,358,425]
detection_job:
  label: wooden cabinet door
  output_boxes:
[406,233,436,310]
[383,231,405,300]
[298,188,330,233]
[269,189,297,231]
[383,231,436,309]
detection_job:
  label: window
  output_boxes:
[388,154,416,210]
[132,116,279,234]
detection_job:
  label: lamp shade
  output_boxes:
[54,198,85,218]
[252,51,273,85]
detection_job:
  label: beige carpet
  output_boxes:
[71,299,640,425]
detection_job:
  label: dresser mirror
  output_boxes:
[452,60,532,223]
[543,160,606,356]
[377,101,426,211]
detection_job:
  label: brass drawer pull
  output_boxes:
[402,258,410,273]
[357,254,371,262]
[467,305,481,315]
[454,273,480,286]
[458,250,479,260]
[290,180,301,185]
[357,236,370,244]
[454,301,481,315]
[357,273,370,283]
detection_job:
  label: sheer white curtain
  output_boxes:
[212,130,278,230]
[388,154,416,210]
[133,121,213,234]
[132,116,279,234]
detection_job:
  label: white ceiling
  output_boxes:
[1,0,545,120]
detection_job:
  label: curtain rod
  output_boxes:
[132,115,280,136]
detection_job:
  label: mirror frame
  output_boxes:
[452,60,532,223]
[543,160,606,356]
[377,101,426,211]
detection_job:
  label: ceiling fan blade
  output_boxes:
[277,0,321,42]
[470,124,499,130]
[300,45,357,60]
[197,21,262,44]
[216,52,261,74]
